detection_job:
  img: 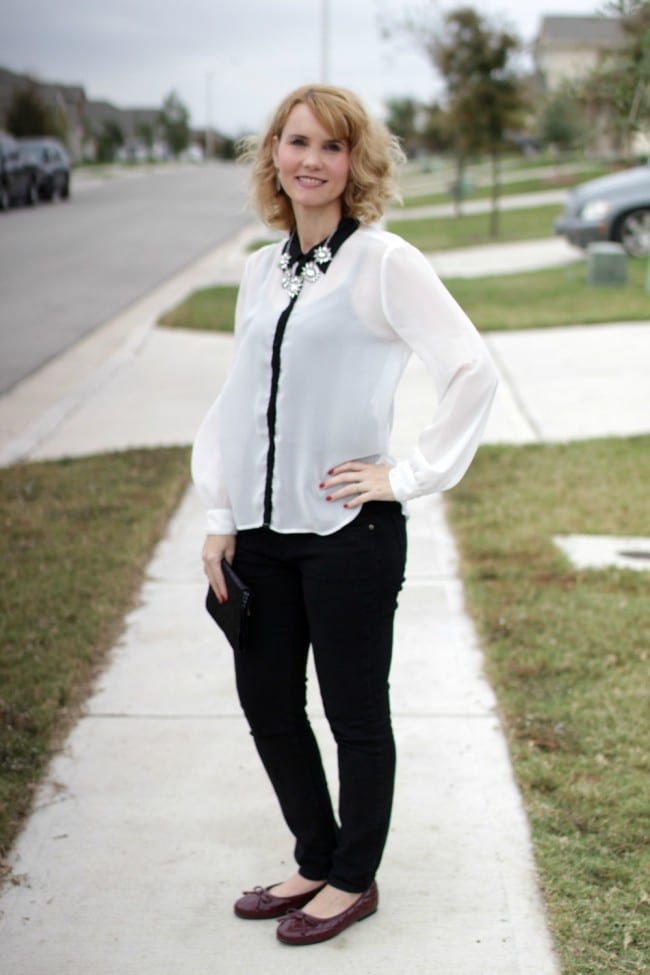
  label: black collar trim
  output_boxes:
[287,216,359,266]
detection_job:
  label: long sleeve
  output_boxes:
[190,258,253,535]
[381,241,498,501]
[191,397,237,534]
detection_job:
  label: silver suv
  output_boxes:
[555,163,650,257]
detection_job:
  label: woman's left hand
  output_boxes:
[321,461,395,508]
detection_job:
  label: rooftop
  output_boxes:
[538,15,625,47]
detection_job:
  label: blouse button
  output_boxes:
[368,524,375,531]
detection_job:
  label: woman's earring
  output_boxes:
[275,171,282,193]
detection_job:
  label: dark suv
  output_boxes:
[17,137,71,201]
[0,133,39,209]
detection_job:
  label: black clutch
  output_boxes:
[205,560,252,652]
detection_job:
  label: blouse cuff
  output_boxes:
[389,461,420,502]
[206,508,237,536]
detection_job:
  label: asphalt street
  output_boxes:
[0,162,250,395]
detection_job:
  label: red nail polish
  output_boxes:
[326,495,332,502]
[343,503,349,509]
[319,482,326,489]
[327,468,334,475]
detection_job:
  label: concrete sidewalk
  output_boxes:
[0,228,648,973]
[0,491,559,974]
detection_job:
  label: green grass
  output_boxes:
[387,204,562,251]
[446,260,650,331]
[158,285,239,331]
[0,448,190,860]
[157,261,649,335]
[447,437,650,975]
[401,166,610,208]
[247,238,280,252]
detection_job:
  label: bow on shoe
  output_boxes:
[244,886,276,905]
[278,909,319,929]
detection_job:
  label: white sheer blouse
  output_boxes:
[191,223,498,535]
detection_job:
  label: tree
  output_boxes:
[420,102,454,155]
[159,91,190,157]
[582,0,650,156]
[608,0,650,136]
[96,120,124,163]
[401,4,527,230]
[428,6,526,232]
[6,82,68,142]
[384,97,421,156]
[136,121,154,151]
[539,89,588,153]
[384,96,455,157]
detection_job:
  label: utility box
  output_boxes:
[448,177,473,201]
[586,242,627,286]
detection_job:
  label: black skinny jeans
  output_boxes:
[231,501,407,893]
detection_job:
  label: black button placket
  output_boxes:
[262,218,359,528]
[263,294,297,526]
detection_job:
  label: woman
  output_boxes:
[192,84,498,947]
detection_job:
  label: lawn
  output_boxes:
[158,284,239,331]
[446,436,650,975]
[243,204,566,255]
[157,262,649,335]
[387,204,563,251]
[401,166,611,208]
[0,447,190,861]
[446,260,650,331]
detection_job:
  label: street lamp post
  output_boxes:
[206,66,216,159]
[321,0,330,84]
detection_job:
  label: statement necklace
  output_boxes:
[278,230,335,299]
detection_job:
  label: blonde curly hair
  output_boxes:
[240,84,405,230]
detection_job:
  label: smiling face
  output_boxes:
[272,102,351,226]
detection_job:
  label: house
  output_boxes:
[0,67,86,159]
[82,100,164,160]
[534,14,648,155]
[0,67,167,162]
[535,15,626,92]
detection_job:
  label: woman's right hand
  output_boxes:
[202,534,237,604]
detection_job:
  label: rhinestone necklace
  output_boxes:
[278,230,335,299]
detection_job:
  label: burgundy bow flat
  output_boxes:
[276,881,378,945]
[234,883,326,920]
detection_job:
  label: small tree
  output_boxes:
[397,4,527,228]
[429,6,526,232]
[159,91,190,157]
[420,102,454,155]
[217,135,237,160]
[96,120,124,163]
[7,82,67,142]
[136,121,154,152]
[384,97,421,156]
[539,89,588,153]
[583,0,650,156]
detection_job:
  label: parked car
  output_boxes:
[555,163,650,257]
[17,137,70,201]
[0,133,39,209]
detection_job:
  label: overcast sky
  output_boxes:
[2,0,605,136]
